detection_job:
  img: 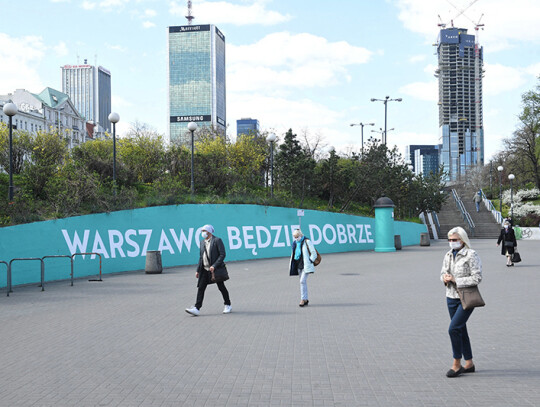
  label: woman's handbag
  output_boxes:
[512,250,522,263]
[210,265,229,283]
[455,284,485,310]
[504,241,514,247]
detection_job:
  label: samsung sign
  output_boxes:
[170,115,211,123]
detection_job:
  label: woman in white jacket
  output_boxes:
[440,226,482,378]
[289,229,317,307]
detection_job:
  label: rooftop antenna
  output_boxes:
[186,0,194,25]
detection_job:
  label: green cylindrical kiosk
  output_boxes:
[374,197,396,252]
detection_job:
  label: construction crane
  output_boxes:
[438,0,481,28]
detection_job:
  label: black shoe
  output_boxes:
[463,365,475,373]
[446,366,464,378]
[299,300,309,307]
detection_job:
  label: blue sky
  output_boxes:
[1,0,539,161]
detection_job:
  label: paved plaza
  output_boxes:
[1,239,539,406]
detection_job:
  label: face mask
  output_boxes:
[504,225,509,229]
[295,237,302,242]
[202,231,208,239]
[449,241,462,250]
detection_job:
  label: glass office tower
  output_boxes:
[237,118,259,137]
[61,62,112,132]
[435,27,484,181]
[168,24,226,144]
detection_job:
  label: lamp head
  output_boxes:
[370,98,376,102]
[266,133,277,142]
[508,174,515,180]
[187,121,198,132]
[396,98,402,102]
[497,166,504,172]
[108,112,120,123]
[3,102,18,117]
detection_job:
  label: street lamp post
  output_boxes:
[187,121,198,195]
[350,122,374,155]
[489,161,493,199]
[370,96,402,144]
[508,174,515,219]
[371,127,394,140]
[497,165,504,214]
[407,160,414,218]
[266,133,277,197]
[3,102,18,201]
[108,112,120,190]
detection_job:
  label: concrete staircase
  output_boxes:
[436,185,501,240]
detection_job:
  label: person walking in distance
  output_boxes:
[289,229,318,307]
[497,220,517,267]
[472,190,482,212]
[440,227,482,378]
[185,225,231,316]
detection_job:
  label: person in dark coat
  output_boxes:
[185,225,231,316]
[496,220,517,267]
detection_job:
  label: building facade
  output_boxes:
[435,27,484,181]
[0,88,86,148]
[406,144,440,176]
[168,24,226,144]
[61,61,112,135]
[237,118,259,137]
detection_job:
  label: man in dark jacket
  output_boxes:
[186,225,231,316]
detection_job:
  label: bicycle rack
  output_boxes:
[42,255,74,286]
[7,258,45,297]
[1,261,8,295]
[71,253,102,282]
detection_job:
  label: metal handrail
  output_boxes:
[451,189,475,236]
[42,255,74,286]
[480,189,503,225]
[7,258,45,297]
[431,211,441,235]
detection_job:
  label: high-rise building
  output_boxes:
[61,61,112,134]
[435,27,484,181]
[168,24,226,144]
[406,145,440,176]
[237,118,259,137]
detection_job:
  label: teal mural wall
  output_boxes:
[0,204,427,288]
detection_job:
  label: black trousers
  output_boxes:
[195,275,231,309]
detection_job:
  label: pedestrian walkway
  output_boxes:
[1,240,539,406]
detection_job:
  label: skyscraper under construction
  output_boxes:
[435,27,484,180]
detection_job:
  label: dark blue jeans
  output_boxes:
[447,297,474,360]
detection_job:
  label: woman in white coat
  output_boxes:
[289,229,317,307]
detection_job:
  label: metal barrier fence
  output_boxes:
[4,253,102,297]
[7,258,44,297]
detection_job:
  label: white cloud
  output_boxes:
[53,41,69,57]
[399,81,438,102]
[228,32,372,92]
[524,63,540,78]
[395,0,540,52]
[142,21,155,28]
[409,54,426,63]
[484,63,526,95]
[169,0,292,26]
[82,1,96,10]
[0,33,45,95]
[50,0,71,3]
[144,9,157,17]
[106,43,127,52]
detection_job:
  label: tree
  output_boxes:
[503,79,540,188]
[0,125,33,174]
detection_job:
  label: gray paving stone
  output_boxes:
[1,240,539,406]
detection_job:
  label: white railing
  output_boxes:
[480,189,503,225]
[451,189,475,236]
